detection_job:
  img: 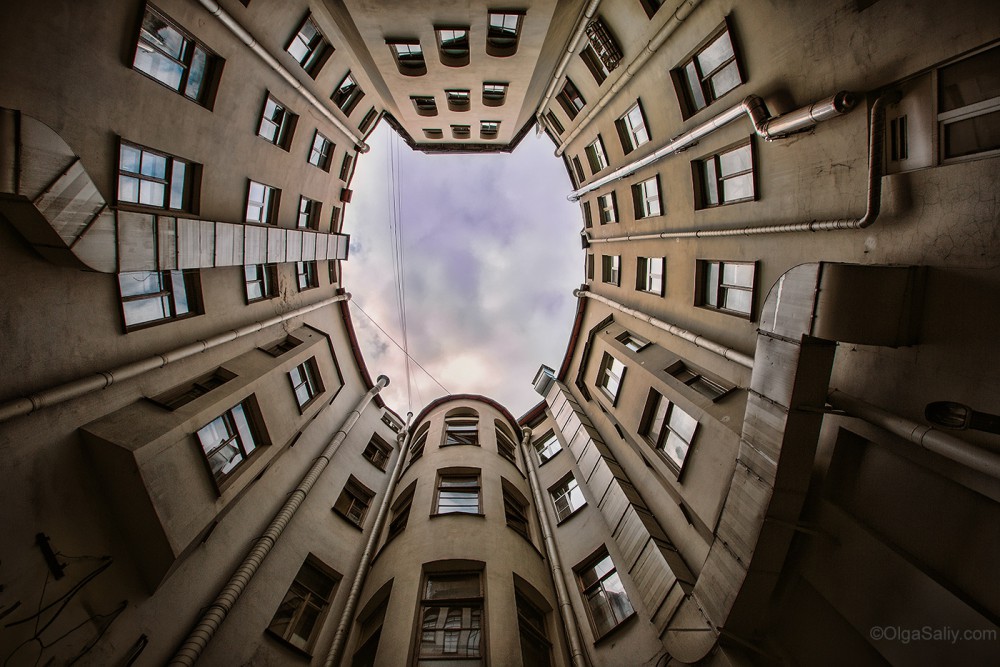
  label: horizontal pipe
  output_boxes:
[575,289,754,369]
[828,389,1000,480]
[0,293,352,423]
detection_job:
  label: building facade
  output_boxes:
[0,0,997,666]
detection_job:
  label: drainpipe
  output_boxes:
[193,0,369,153]
[169,376,390,667]
[520,426,589,667]
[552,0,704,157]
[827,390,1000,480]
[575,289,754,369]
[323,413,413,667]
[535,0,602,126]
[583,92,893,243]
[570,90,857,202]
[0,293,352,423]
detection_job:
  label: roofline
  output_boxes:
[381,112,537,155]
[557,286,589,381]
[518,399,547,427]
[411,393,521,436]
[338,292,390,412]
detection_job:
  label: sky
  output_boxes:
[344,122,582,418]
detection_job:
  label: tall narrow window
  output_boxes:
[673,23,743,118]
[585,136,609,174]
[409,424,430,463]
[257,94,297,149]
[286,15,333,78]
[601,255,620,286]
[582,201,593,228]
[695,140,754,208]
[417,573,483,663]
[632,175,661,218]
[118,141,197,212]
[550,474,585,522]
[598,192,618,224]
[636,257,665,295]
[641,390,698,472]
[937,45,1000,160]
[351,598,388,667]
[308,131,334,171]
[296,261,318,291]
[118,270,201,329]
[289,358,322,409]
[297,196,322,229]
[386,485,414,542]
[359,107,378,133]
[246,180,280,224]
[586,253,595,281]
[516,593,551,667]
[696,260,755,317]
[132,5,221,107]
[486,11,524,57]
[436,27,470,67]
[483,82,508,107]
[597,351,625,402]
[503,485,530,540]
[616,101,649,154]
[556,78,586,120]
[495,422,518,464]
[267,556,339,652]
[444,414,479,446]
[576,550,634,637]
[196,399,264,484]
[435,473,482,514]
[388,41,426,76]
[533,431,561,464]
[244,264,278,302]
[544,110,564,135]
[363,435,392,471]
[332,72,365,115]
[340,153,355,182]
[334,476,376,527]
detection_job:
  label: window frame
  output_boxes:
[118,269,202,331]
[575,550,635,639]
[297,195,322,230]
[266,555,339,653]
[533,431,561,465]
[695,259,757,319]
[597,191,618,224]
[616,330,650,352]
[640,389,699,474]
[151,368,234,411]
[667,360,734,402]
[285,14,333,78]
[693,138,756,208]
[333,475,376,528]
[550,473,586,523]
[416,572,485,663]
[434,472,483,516]
[597,351,625,404]
[446,89,471,112]
[585,135,609,174]
[486,10,525,58]
[451,124,471,139]
[516,591,552,667]
[436,27,471,67]
[671,20,744,119]
[288,357,323,410]
[257,93,298,150]
[480,120,500,139]
[503,483,531,541]
[483,82,509,107]
[937,44,1000,162]
[631,175,662,218]
[244,263,278,303]
[307,130,334,171]
[363,435,392,471]
[117,139,198,213]
[245,179,281,225]
[601,255,621,286]
[332,72,365,116]
[615,101,650,154]
[443,415,480,447]
[195,397,267,490]
[635,256,665,295]
[495,422,519,465]
[556,78,586,120]
[412,96,438,117]
[296,260,319,291]
[387,40,427,76]
[386,483,415,543]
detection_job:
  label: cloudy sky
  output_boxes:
[344,123,581,418]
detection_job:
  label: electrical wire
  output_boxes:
[384,128,414,411]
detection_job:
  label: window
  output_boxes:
[697,260,755,317]
[308,131,334,171]
[516,593,551,667]
[483,82,508,107]
[668,361,732,401]
[695,140,754,207]
[480,121,500,139]
[196,399,264,484]
[244,264,278,302]
[340,153,355,181]
[363,436,392,471]
[556,78,586,120]
[582,201,593,228]
[452,125,471,139]
[403,100,436,124]
[597,351,625,402]
[297,196,322,229]
[495,422,518,464]
[636,257,665,295]
[388,41,426,76]
[544,110,564,135]
[409,424,429,464]
[632,175,661,218]
[334,476,375,527]
[267,556,338,652]
[296,261,319,291]
[286,15,332,78]
[386,484,414,542]
[585,136,609,174]
[117,141,197,212]
[673,24,743,118]
[889,115,908,163]
[153,369,232,410]
[550,474,585,522]
[118,269,201,330]
[616,101,649,154]
[359,107,378,133]
[533,431,561,465]
[332,72,365,116]
[289,357,322,408]
[638,0,665,19]
[264,336,301,357]
[641,390,698,472]
[417,573,483,664]
[581,44,610,85]
[446,89,471,112]
[580,17,622,84]
[257,94,297,149]
[436,27,470,67]
[938,45,1000,160]
[352,598,388,667]
[503,485,530,540]
[572,156,586,186]
[616,331,649,352]
[597,192,618,224]
[245,180,280,224]
[132,6,220,107]
[486,11,524,57]
[444,415,479,446]
[435,473,482,514]
[586,253,594,280]
[423,128,444,139]
[576,550,634,637]
[601,255,620,286]
[329,259,342,284]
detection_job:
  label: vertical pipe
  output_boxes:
[323,413,413,667]
[168,376,390,667]
[520,427,590,667]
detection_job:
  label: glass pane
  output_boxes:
[647,393,669,444]
[248,181,265,204]
[170,161,187,210]
[295,384,312,406]
[722,263,753,287]
[119,271,162,297]
[585,587,616,636]
[668,406,697,442]
[703,262,720,306]
[426,574,480,600]
[184,47,208,100]
[120,144,141,174]
[710,61,742,99]
[440,476,479,487]
[290,603,320,649]
[118,175,139,203]
[197,415,230,453]
[939,46,1000,112]
[231,403,257,455]
[123,296,168,326]
[142,13,185,59]
[209,440,243,476]
[696,31,734,75]
[701,160,719,205]
[943,110,1000,158]
[684,61,706,111]
[718,145,751,176]
[722,173,754,202]
[297,562,335,599]
[170,271,190,315]
[723,287,752,314]
[140,151,167,178]
[139,180,166,207]
[602,572,634,622]
[134,51,184,90]
[267,589,301,639]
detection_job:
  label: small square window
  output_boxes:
[258,94,298,149]
[556,78,586,120]
[436,473,482,514]
[334,476,376,527]
[246,180,280,224]
[244,264,278,302]
[635,257,665,295]
[616,331,649,352]
[487,11,524,57]
[672,23,743,118]
[446,89,471,112]
[117,141,198,212]
[480,120,500,139]
[308,131,334,171]
[297,196,322,230]
[601,255,620,286]
[585,136,609,174]
[533,431,561,464]
[550,474,585,522]
[444,416,479,446]
[597,351,625,402]
[696,260,755,317]
[412,96,438,117]
[332,72,365,116]
[286,15,333,78]
[267,556,339,652]
[483,82,508,106]
[296,261,319,291]
[423,128,444,139]
[289,357,323,408]
[598,192,618,224]
[132,6,222,107]
[694,140,754,208]
[451,124,471,139]
[388,41,426,76]
[632,175,661,218]
[616,101,649,154]
[436,27,470,67]
[363,435,392,471]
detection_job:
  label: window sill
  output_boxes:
[264,628,314,659]
[694,304,753,321]
[555,504,587,527]
[537,448,562,467]
[591,612,637,646]
[430,512,485,519]
[331,508,365,531]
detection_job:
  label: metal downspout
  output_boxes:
[828,390,1000,479]
[192,0,369,152]
[0,293,353,423]
[323,413,413,667]
[575,289,755,369]
[168,376,390,667]
[553,0,703,157]
[535,0,602,127]
[520,427,589,667]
